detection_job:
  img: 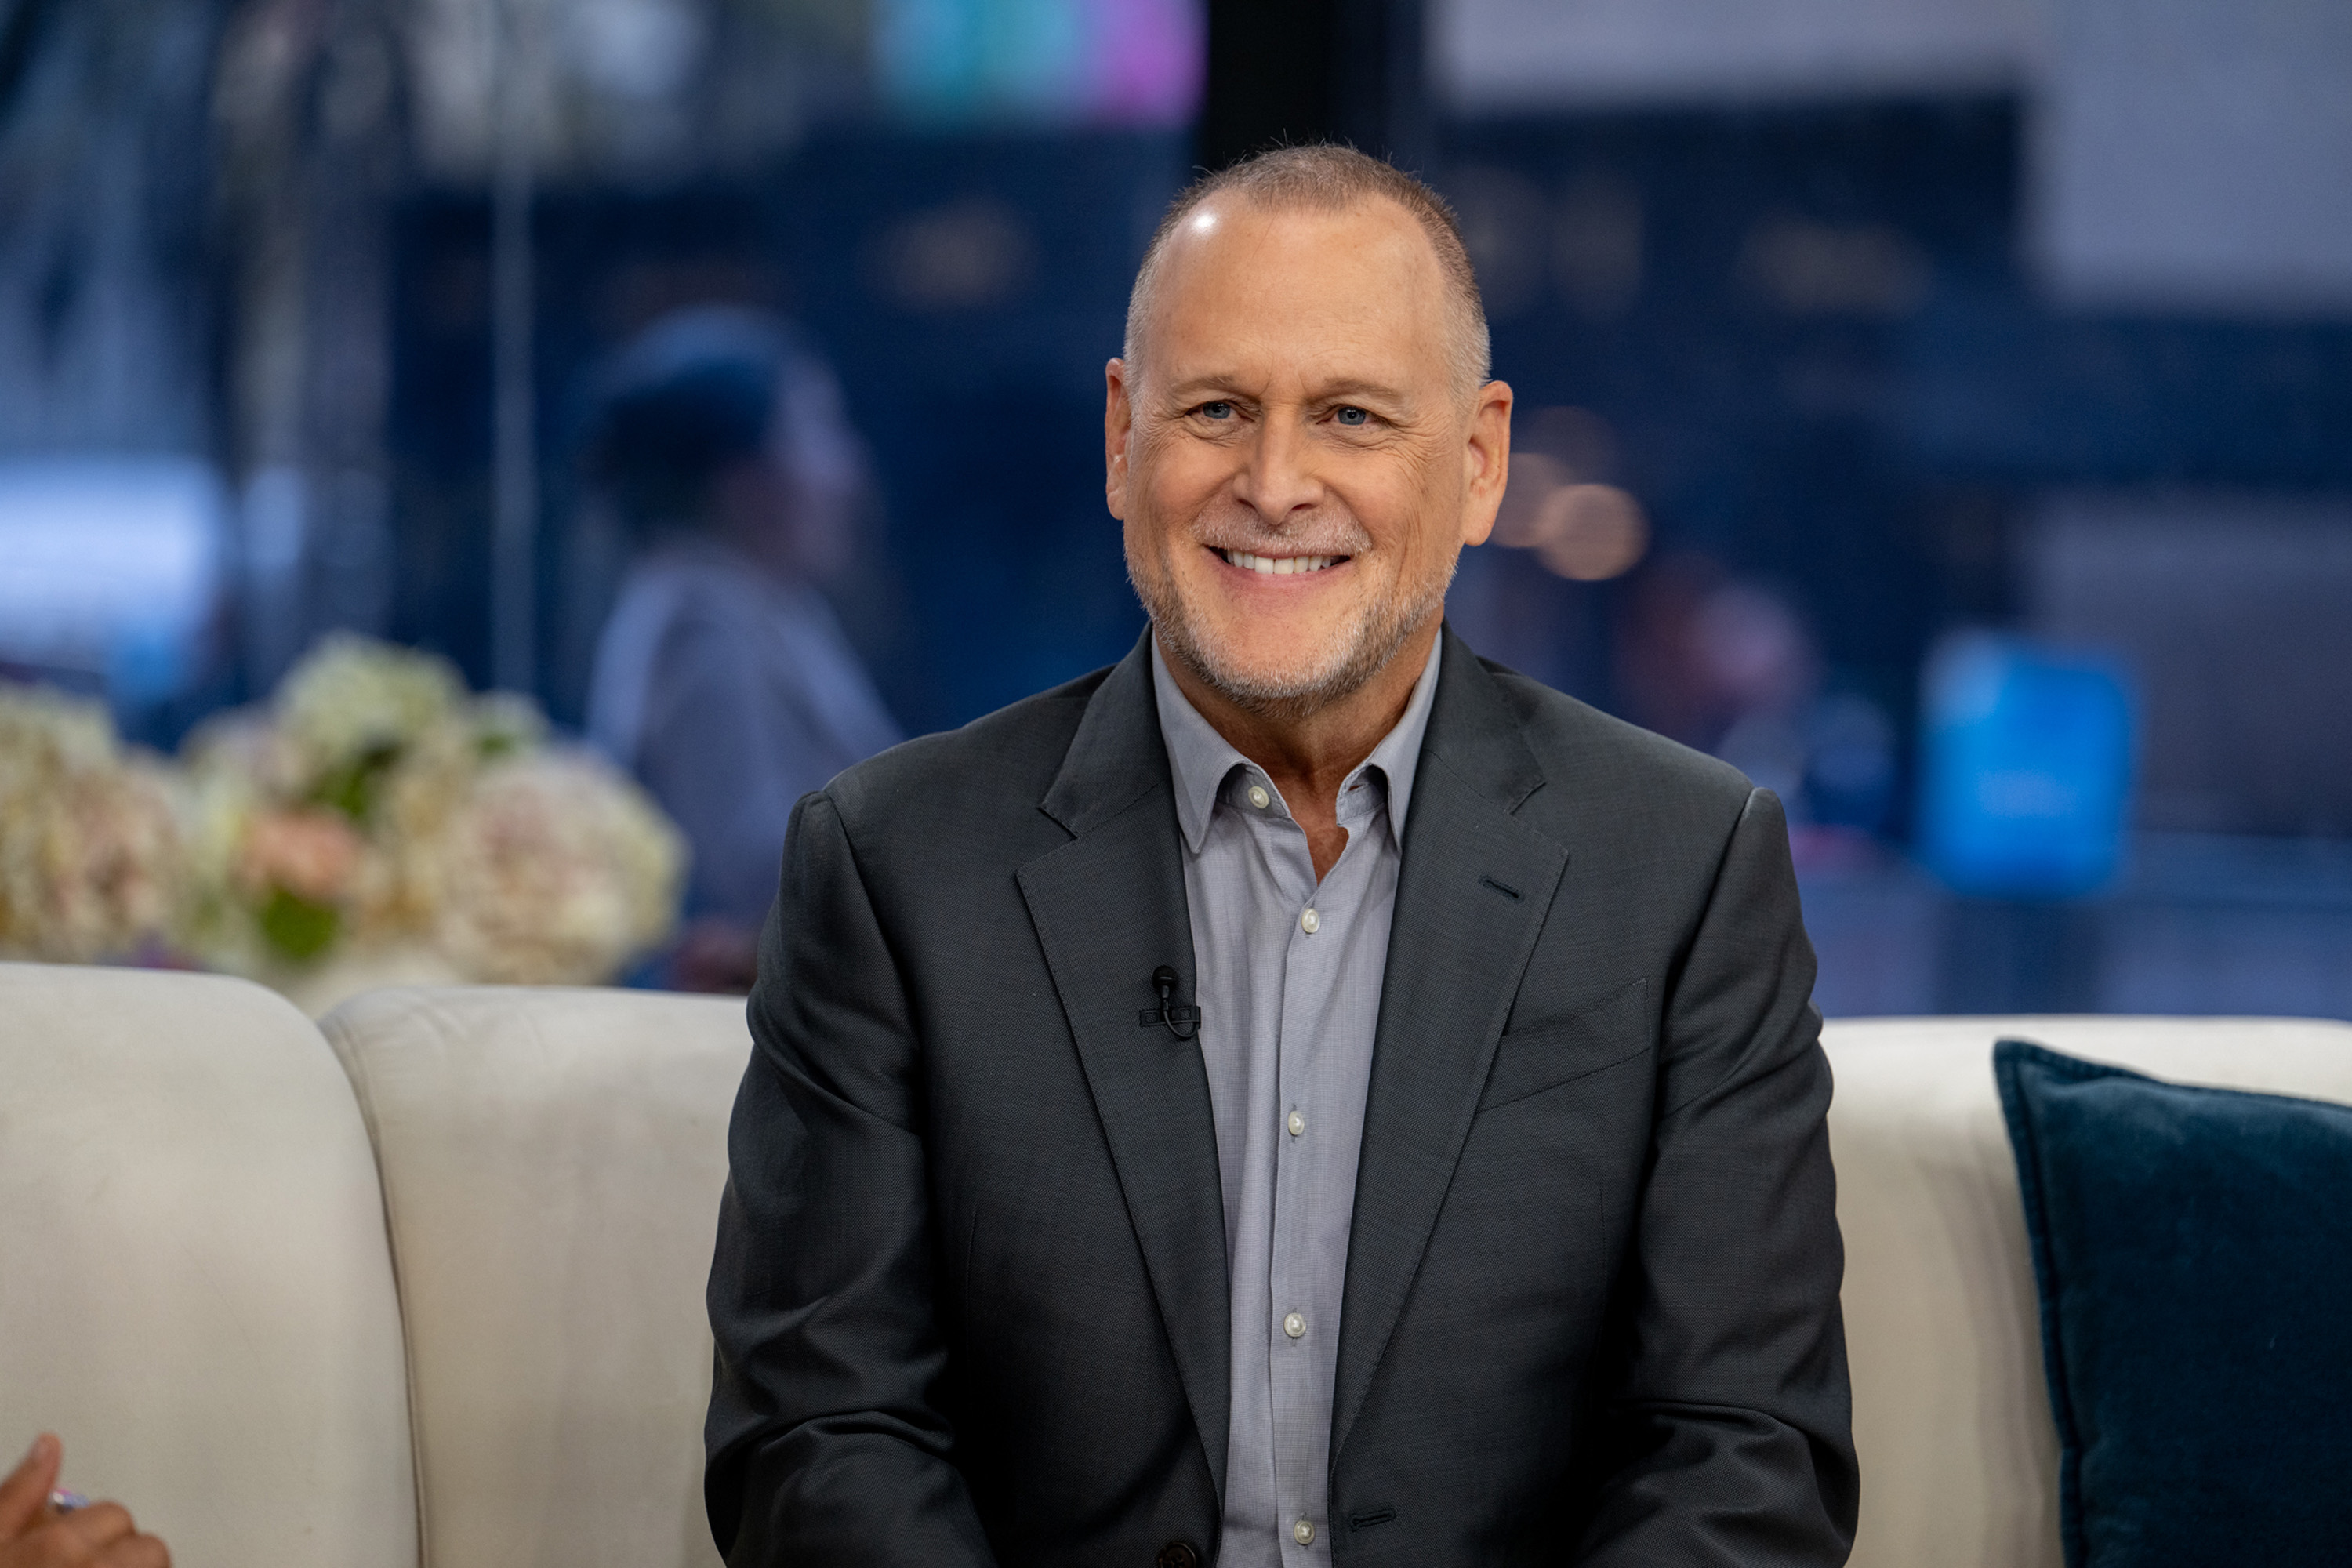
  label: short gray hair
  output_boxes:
[1123,144,1493,401]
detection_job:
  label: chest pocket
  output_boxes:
[1476,977,1651,1112]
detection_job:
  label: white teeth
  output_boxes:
[1225,550,1338,575]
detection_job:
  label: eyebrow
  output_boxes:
[1160,374,1413,407]
[1308,377,1410,406]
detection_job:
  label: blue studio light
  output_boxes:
[0,456,225,712]
[1918,632,2136,899]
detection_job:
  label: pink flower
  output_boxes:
[238,808,361,904]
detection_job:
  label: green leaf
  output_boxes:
[310,740,402,822]
[259,887,342,962]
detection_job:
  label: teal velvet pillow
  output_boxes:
[1993,1040,2352,1568]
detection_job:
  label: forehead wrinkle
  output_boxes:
[1151,350,1427,422]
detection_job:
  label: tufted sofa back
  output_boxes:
[7,961,2351,1568]
[320,985,746,1568]
[0,963,417,1567]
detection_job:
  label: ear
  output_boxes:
[1104,358,1134,520]
[1458,379,1513,547]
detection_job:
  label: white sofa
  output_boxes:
[1,960,2346,1567]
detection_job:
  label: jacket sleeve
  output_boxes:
[1577,786,1860,1566]
[704,790,998,1566]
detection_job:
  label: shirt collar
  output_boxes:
[1150,633,1444,856]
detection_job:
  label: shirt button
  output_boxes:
[1247,784,1272,809]
[1287,1110,1305,1137]
[1283,1311,1305,1338]
[1299,907,1320,935]
[1294,1518,1316,1545]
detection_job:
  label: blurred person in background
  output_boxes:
[583,307,901,993]
[1617,554,1896,856]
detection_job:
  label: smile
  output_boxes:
[1214,548,1347,576]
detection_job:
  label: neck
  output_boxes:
[1160,617,1439,877]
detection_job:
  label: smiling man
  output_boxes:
[706,146,1857,1568]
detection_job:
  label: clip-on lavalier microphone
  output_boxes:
[1139,965,1201,1041]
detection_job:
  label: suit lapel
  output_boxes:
[1331,628,1567,1460]
[1015,638,1231,1501]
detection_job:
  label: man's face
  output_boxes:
[1106,196,1508,716]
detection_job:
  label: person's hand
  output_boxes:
[0,1436,169,1567]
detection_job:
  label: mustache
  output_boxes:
[1189,512,1371,558]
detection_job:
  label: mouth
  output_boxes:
[1211,547,1349,577]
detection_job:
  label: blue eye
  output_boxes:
[1199,401,1233,420]
[1335,406,1368,426]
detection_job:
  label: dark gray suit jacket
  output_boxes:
[706,626,1857,1567]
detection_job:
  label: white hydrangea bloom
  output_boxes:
[0,684,185,962]
[434,748,684,985]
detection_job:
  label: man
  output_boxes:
[583,307,902,992]
[706,146,1856,1566]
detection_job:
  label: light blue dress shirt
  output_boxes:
[1149,635,1443,1566]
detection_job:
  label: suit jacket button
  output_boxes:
[1155,1543,1200,1568]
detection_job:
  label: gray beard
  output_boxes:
[1131,550,1454,724]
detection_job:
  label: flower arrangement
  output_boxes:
[0,684,185,962]
[1,636,684,996]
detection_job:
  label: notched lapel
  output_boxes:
[1332,633,1569,1461]
[1016,639,1231,1501]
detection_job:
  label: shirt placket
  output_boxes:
[1264,770,1382,1562]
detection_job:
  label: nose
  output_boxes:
[1230,414,1323,528]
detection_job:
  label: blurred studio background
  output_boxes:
[1,0,2347,1013]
